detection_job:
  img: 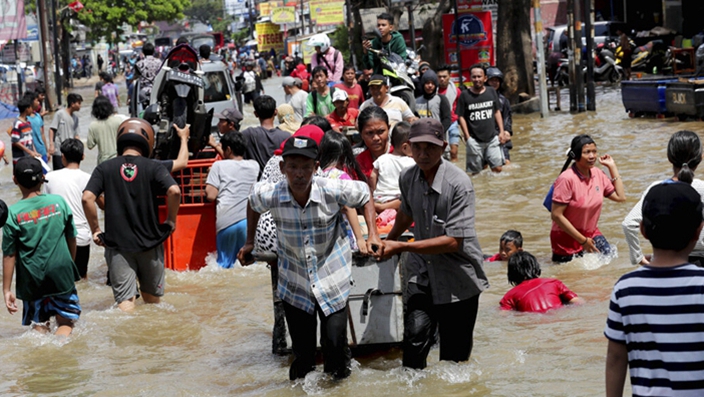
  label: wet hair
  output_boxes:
[91,95,114,120]
[312,65,328,78]
[507,251,541,286]
[391,121,411,148]
[667,130,702,184]
[317,131,367,182]
[253,95,277,119]
[559,134,596,173]
[199,44,211,59]
[343,64,356,74]
[358,106,389,132]
[60,138,84,164]
[220,131,246,157]
[377,12,394,24]
[17,96,33,114]
[301,115,332,132]
[67,93,83,106]
[469,63,485,75]
[501,230,523,248]
[143,42,155,56]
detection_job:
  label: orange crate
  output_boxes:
[159,158,217,271]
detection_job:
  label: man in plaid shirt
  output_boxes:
[239,133,381,380]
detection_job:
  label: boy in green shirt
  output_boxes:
[3,157,81,336]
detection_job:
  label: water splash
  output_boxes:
[577,244,618,270]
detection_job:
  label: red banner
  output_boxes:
[442,11,493,70]
[68,1,84,12]
[0,0,28,40]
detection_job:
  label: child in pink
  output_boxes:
[500,251,583,313]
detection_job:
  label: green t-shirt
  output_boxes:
[2,194,79,301]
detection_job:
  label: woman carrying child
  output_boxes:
[550,134,626,263]
[500,251,583,312]
[355,106,392,178]
[622,130,704,266]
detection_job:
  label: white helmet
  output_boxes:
[308,33,330,53]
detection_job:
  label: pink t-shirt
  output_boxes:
[550,165,615,256]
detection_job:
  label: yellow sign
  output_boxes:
[255,22,284,53]
[309,1,345,26]
[271,7,296,24]
[259,1,282,17]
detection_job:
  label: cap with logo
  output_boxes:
[332,89,349,102]
[408,118,445,146]
[368,74,389,86]
[282,136,319,159]
[214,108,244,124]
[14,156,47,188]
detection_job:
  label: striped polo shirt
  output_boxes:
[605,264,704,396]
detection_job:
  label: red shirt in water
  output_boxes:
[500,278,578,313]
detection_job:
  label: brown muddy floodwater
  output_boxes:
[0,82,703,396]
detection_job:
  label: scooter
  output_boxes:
[141,44,213,160]
[556,42,624,85]
[365,32,416,110]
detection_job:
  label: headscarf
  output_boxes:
[277,104,301,134]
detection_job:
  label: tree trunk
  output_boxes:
[496,0,534,103]
[421,0,453,70]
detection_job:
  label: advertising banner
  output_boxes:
[255,22,284,53]
[309,0,345,26]
[259,1,282,17]
[442,11,493,69]
[0,0,28,40]
[271,7,296,24]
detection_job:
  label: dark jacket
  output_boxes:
[363,31,408,75]
[415,70,452,132]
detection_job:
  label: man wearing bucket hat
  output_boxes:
[359,74,417,128]
[239,133,381,380]
[375,118,488,369]
[82,118,181,312]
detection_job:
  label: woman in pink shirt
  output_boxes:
[550,134,626,262]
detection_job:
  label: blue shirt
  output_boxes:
[249,177,370,315]
[27,113,46,157]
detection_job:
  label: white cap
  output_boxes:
[332,89,348,102]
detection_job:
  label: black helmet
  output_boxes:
[486,66,504,83]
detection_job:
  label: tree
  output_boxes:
[77,0,190,44]
[184,0,223,26]
[496,0,534,103]
[420,0,452,71]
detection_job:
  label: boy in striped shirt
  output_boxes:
[605,181,704,397]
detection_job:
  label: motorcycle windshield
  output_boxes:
[166,44,199,71]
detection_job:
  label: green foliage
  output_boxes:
[184,0,223,26]
[77,0,190,44]
[331,25,350,65]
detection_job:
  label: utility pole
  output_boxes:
[346,0,357,68]
[567,0,576,111]
[573,0,585,112]
[453,0,463,86]
[37,0,57,109]
[532,0,548,118]
[51,0,62,104]
[584,0,595,111]
[300,0,305,35]
[407,2,416,52]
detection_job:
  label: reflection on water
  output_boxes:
[0,83,703,395]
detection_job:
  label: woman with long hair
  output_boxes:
[622,130,704,265]
[550,134,626,263]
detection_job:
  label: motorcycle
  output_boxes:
[365,32,416,110]
[555,41,625,85]
[140,44,213,160]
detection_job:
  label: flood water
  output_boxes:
[0,78,702,396]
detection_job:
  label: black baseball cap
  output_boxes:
[213,108,243,123]
[368,74,388,86]
[14,157,46,188]
[409,118,445,146]
[282,136,318,159]
[642,181,703,249]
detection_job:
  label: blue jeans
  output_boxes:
[552,235,611,263]
[216,219,247,268]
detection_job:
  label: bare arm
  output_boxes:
[66,236,77,261]
[386,209,414,241]
[49,128,56,154]
[205,185,218,202]
[375,199,400,213]
[165,185,181,229]
[551,202,600,253]
[495,109,509,144]
[208,135,225,158]
[362,198,381,253]
[600,155,626,202]
[171,124,191,173]
[344,206,368,255]
[605,340,628,397]
[237,203,262,266]
[3,253,17,314]
[82,190,103,245]
[458,116,470,141]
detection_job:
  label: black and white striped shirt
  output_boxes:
[605,264,704,396]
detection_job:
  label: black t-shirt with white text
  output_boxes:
[456,86,500,143]
[84,155,177,252]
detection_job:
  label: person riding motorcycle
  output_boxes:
[362,12,408,75]
[308,33,344,84]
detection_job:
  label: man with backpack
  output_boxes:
[308,34,343,84]
[305,66,336,117]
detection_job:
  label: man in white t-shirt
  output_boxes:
[359,75,417,129]
[45,138,92,279]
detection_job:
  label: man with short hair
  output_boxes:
[238,135,381,380]
[240,95,290,173]
[362,12,408,75]
[456,64,507,174]
[376,118,488,370]
[305,66,335,117]
[282,76,308,120]
[437,64,462,162]
[359,74,417,128]
[82,118,181,312]
[49,93,82,170]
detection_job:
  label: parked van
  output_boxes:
[201,60,240,132]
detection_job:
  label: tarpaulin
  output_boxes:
[0,0,28,41]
